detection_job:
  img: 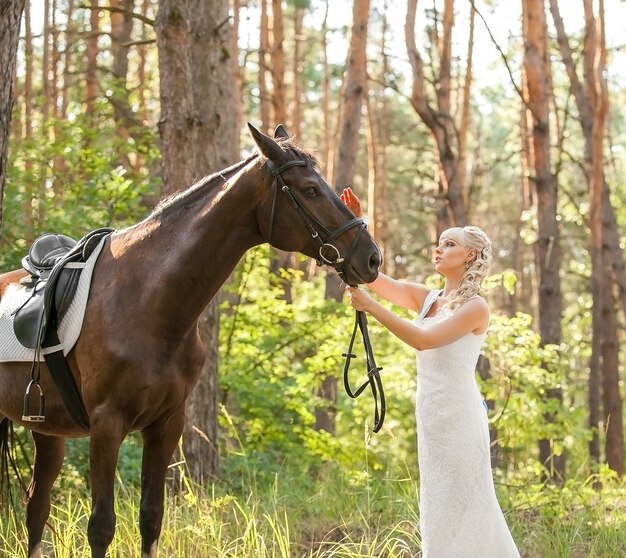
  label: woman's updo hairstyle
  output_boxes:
[439,225,492,311]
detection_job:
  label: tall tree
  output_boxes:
[85,0,100,117]
[155,0,238,483]
[405,0,468,233]
[291,1,305,140]
[365,5,390,274]
[316,0,370,434]
[258,0,271,132]
[549,0,623,475]
[270,0,286,127]
[522,0,564,479]
[0,0,26,231]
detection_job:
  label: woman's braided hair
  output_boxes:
[439,226,492,312]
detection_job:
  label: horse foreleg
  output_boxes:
[139,407,185,558]
[87,418,126,558]
[26,433,65,558]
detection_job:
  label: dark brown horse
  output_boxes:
[0,123,380,558]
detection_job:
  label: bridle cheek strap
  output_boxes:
[265,159,366,279]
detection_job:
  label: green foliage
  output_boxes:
[482,312,585,475]
[1,112,158,269]
[218,246,418,487]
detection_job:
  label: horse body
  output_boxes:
[0,125,380,558]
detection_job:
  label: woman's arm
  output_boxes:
[346,287,489,350]
[366,273,429,312]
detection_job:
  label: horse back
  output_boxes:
[0,269,29,300]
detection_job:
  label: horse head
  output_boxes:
[248,123,381,286]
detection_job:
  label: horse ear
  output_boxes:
[273,124,290,139]
[248,122,285,162]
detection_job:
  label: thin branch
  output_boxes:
[77,4,155,27]
[469,0,538,119]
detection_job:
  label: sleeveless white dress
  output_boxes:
[414,290,520,558]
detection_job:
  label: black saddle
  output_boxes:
[14,230,111,348]
[12,228,113,428]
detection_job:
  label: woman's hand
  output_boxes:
[340,187,363,218]
[346,286,375,313]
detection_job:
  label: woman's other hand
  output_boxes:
[340,187,363,218]
[346,286,375,313]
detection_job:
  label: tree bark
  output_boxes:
[0,0,26,231]
[230,0,242,152]
[291,6,304,140]
[405,0,468,233]
[156,0,238,484]
[332,0,369,191]
[270,0,286,127]
[550,0,623,474]
[320,0,331,175]
[583,0,604,469]
[85,0,100,118]
[522,0,564,480]
[365,4,389,274]
[258,0,271,132]
[317,0,370,434]
[602,257,623,474]
[22,0,34,239]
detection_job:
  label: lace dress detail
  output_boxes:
[415,290,520,558]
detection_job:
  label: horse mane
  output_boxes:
[143,138,319,223]
[149,153,258,219]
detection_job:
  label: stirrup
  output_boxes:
[22,379,46,422]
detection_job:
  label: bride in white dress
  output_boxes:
[341,188,520,558]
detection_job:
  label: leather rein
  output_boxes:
[266,159,385,433]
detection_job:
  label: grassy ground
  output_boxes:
[1,467,625,557]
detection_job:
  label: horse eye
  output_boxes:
[304,186,318,197]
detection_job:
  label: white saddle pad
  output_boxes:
[0,236,106,362]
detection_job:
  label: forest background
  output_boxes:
[0,0,625,556]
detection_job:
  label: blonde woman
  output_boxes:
[341,187,520,557]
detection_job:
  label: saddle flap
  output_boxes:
[13,286,46,349]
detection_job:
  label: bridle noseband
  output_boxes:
[265,158,386,434]
[265,159,366,281]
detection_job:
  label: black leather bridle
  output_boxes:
[265,159,366,282]
[266,158,386,434]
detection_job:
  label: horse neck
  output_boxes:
[116,159,267,335]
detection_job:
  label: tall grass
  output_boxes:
[2,464,625,557]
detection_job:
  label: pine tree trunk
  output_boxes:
[230,0,242,151]
[584,0,604,469]
[522,0,565,480]
[155,0,238,484]
[85,0,100,117]
[22,0,35,240]
[550,0,623,474]
[270,0,286,127]
[320,1,331,175]
[259,0,271,131]
[405,0,468,233]
[292,6,304,140]
[316,0,370,434]
[0,0,26,230]
[365,7,389,274]
[602,259,623,475]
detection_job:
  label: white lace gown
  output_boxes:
[414,290,520,558]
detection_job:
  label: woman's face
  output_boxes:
[432,232,475,275]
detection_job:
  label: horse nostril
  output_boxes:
[369,250,381,271]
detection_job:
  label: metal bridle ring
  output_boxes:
[319,243,345,265]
